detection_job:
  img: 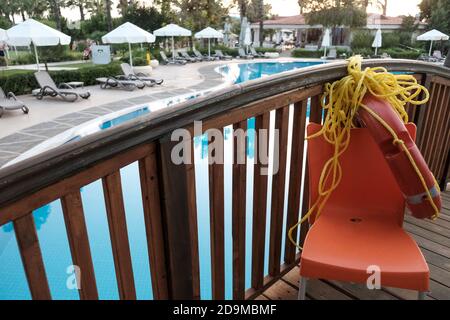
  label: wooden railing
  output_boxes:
[0,60,449,300]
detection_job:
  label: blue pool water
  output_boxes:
[219,61,324,84]
[0,61,318,299]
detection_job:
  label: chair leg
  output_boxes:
[298,277,307,300]
[418,291,426,300]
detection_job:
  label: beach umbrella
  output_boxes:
[321,28,331,57]
[195,27,223,57]
[102,22,155,67]
[372,29,382,56]
[239,17,248,48]
[244,25,252,54]
[224,21,231,47]
[154,24,192,60]
[0,28,6,42]
[417,29,449,56]
[6,19,71,70]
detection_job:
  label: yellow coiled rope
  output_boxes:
[288,55,439,251]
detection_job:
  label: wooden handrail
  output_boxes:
[1,59,449,209]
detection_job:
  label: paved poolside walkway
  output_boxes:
[0,59,231,167]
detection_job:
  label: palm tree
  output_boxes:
[48,0,65,30]
[67,0,87,21]
[105,0,113,31]
[258,0,264,46]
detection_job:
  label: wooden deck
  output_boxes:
[257,191,450,300]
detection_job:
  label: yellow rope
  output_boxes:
[288,55,438,251]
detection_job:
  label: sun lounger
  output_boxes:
[0,87,29,118]
[325,48,337,60]
[120,63,163,85]
[178,51,197,63]
[238,48,253,59]
[96,77,145,91]
[433,50,445,61]
[160,51,187,65]
[34,71,91,102]
[180,51,201,62]
[215,50,232,60]
[194,49,218,61]
[250,47,266,58]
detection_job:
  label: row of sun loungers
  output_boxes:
[0,63,165,117]
[159,48,268,65]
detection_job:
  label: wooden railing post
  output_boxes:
[158,135,199,299]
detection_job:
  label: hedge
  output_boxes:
[0,63,122,95]
[291,48,350,58]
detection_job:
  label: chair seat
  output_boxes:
[300,208,429,291]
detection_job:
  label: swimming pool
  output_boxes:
[0,60,320,299]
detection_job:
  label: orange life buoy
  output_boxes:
[358,94,441,219]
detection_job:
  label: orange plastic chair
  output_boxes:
[298,122,429,300]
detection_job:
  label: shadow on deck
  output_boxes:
[257,191,450,300]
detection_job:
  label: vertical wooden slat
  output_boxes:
[14,213,51,300]
[61,191,98,300]
[208,129,225,300]
[417,78,435,146]
[232,120,247,300]
[251,112,270,290]
[284,100,308,264]
[268,106,290,276]
[102,171,136,300]
[309,95,323,124]
[138,143,169,300]
[158,137,196,299]
[299,159,311,248]
[422,83,443,165]
[430,85,450,179]
[186,138,201,300]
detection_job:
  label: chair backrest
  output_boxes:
[328,48,337,58]
[238,48,246,56]
[250,47,257,55]
[306,122,416,226]
[121,63,135,76]
[194,49,202,57]
[215,50,223,56]
[34,71,57,89]
[433,50,442,59]
[160,51,168,61]
[0,87,5,98]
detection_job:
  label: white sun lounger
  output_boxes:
[0,87,29,118]
[96,77,145,91]
[34,71,91,102]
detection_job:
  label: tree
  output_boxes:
[303,0,367,28]
[172,0,229,30]
[419,0,450,53]
[105,0,113,31]
[234,0,249,20]
[47,0,65,30]
[67,0,87,21]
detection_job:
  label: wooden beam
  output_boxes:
[232,120,247,299]
[102,171,136,300]
[268,106,290,276]
[158,136,197,299]
[284,100,308,264]
[14,213,51,300]
[209,129,225,300]
[138,143,169,300]
[251,112,270,290]
[61,191,98,300]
